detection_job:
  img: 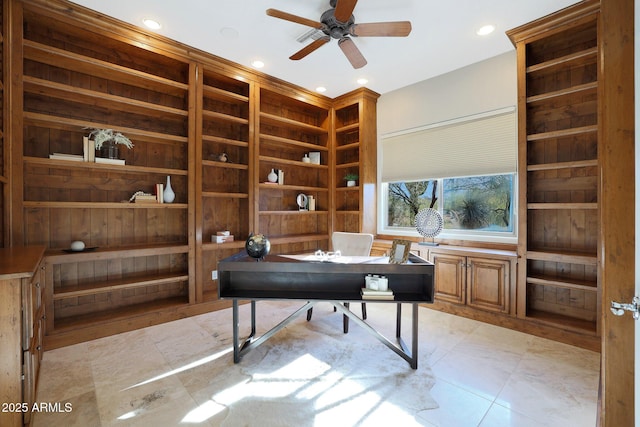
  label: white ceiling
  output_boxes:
[69,0,580,98]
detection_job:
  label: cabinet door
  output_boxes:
[431,253,465,304]
[466,257,510,313]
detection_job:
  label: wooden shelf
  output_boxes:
[202,191,248,199]
[201,159,248,170]
[260,112,328,134]
[45,243,189,263]
[336,122,359,133]
[336,142,359,151]
[527,159,597,171]
[260,134,328,151]
[23,76,188,119]
[23,201,188,209]
[258,210,328,215]
[526,249,597,265]
[259,183,329,192]
[526,274,597,292]
[527,124,598,141]
[527,202,598,210]
[23,40,188,96]
[24,156,188,175]
[202,134,249,147]
[202,109,249,124]
[53,272,189,300]
[526,81,597,104]
[51,296,188,333]
[526,47,598,73]
[525,309,597,334]
[258,155,328,169]
[24,112,189,145]
[203,84,249,104]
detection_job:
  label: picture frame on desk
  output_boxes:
[389,239,412,264]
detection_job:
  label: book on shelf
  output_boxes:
[155,183,164,203]
[82,137,96,162]
[277,169,284,185]
[49,153,84,162]
[95,157,125,165]
[134,194,157,203]
[309,151,321,165]
[361,288,394,300]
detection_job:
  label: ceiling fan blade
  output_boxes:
[334,0,358,23]
[290,37,330,60]
[338,37,367,69]
[266,8,324,29]
[351,21,412,37]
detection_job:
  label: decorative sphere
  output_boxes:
[70,240,85,251]
[245,233,271,260]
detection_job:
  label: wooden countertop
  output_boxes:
[0,246,46,279]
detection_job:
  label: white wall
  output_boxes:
[377,50,517,136]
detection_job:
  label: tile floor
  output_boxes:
[33,301,600,426]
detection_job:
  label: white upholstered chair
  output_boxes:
[306,231,374,332]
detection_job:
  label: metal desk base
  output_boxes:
[232,300,419,369]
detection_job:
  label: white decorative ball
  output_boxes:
[70,240,85,251]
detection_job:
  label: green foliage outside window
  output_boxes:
[387,174,514,233]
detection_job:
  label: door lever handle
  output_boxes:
[611,296,640,320]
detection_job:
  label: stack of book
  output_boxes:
[361,288,394,300]
[134,193,157,204]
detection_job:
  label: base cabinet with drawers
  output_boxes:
[0,246,46,427]
[428,247,516,315]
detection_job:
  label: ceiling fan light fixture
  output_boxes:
[251,60,265,69]
[357,78,368,85]
[316,86,327,93]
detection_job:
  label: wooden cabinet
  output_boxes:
[255,87,331,253]
[507,1,600,335]
[0,246,46,427]
[429,247,516,314]
[332,89,379,235]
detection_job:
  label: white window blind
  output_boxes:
[381,108,516,182]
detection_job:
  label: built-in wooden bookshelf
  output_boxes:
[507,0,601,336]
[332,89,379,235]
[256,87,332,254]
[3,0,378,348]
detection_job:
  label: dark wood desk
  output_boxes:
[218,252,434,369]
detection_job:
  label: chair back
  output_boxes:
[331,232,374,256]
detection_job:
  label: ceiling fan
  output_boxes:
[266,0,412,69]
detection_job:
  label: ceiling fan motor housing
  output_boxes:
[321,9,355,39]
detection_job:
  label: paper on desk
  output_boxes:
[281,254,389,264]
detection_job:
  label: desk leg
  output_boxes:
[396,303,402,338]
[333,302,418,369]
[232,300,240,363]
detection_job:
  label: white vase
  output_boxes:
[267,169,278,183]
[347,180,357,187]
[163,176,175,203]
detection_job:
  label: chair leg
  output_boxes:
[361,303,367,319]
[306,307,313,321]
[343,302,350,333]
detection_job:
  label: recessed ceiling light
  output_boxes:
[357,78,368,85]
[316,86,327,93]
[143,18,162,30]
[251,60,265,69]
[476,24,495,36]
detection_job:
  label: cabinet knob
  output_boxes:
[36,345,41,351]
[35,282,40,288]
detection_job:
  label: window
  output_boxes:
[380,108,517,243]
[383,173,516,241]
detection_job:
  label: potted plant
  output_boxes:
[344,173,359,187]
[87,128,134,159]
